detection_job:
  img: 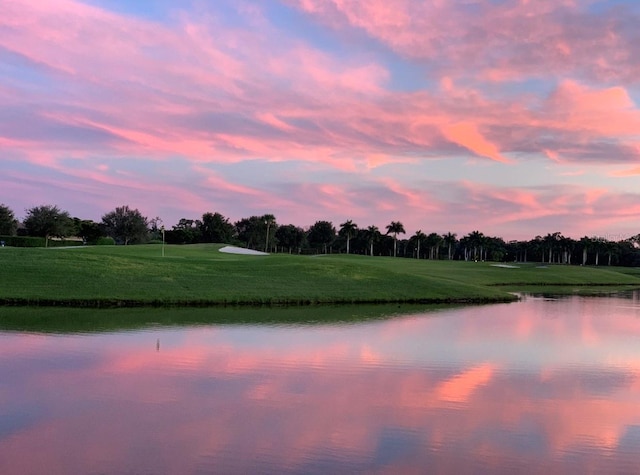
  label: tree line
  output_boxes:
[1,203,639,266]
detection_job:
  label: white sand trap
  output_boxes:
[219,246,269,256]
[491,264,520,268]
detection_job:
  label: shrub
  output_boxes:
[96,237,116,246]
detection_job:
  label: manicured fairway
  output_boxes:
[1,244,639,307]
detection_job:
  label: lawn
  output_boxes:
[1,244,639,307]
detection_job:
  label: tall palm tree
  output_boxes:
[339,220,358,254]
[385,221,406,257]
[560,235,574,264]
[425,232,442,260]
[263,214,276,252]
[442,232,457,260]
[466,230,485,261]
[542,231,563,263]
[605,241,618,266]
[412,229,426,259]
[579,236,592,265]
[364,225,380,257]
[592,237,606,266]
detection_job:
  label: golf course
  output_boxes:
[2,244,640,307]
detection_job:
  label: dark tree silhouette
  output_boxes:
[24,205,74,244]
[385,221,405,257]
[339,220,358,254]
[102,205,148,245]
[0,204,18,236]
[307,221,336,254]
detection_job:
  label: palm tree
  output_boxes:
[592,237,606,266]
[385,221,406,257]
[605,241,619,266]
[425,232,442,259]
[559,235,574,264]
[579,236,591,265]
[442,232,457,260]
[465,231,485,261]
[542,232,562,263]
[364,225,380,256]
[412,229,426,259]
[339,220,358,254]
[263,214,276,252]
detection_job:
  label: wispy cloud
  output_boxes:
[1,0,640,238]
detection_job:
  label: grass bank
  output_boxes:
[1,244,639,308]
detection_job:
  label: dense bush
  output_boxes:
[96,237,116,246]
[0,236,88,247]
[0,236,46,247]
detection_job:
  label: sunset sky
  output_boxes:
[2,0,640,240]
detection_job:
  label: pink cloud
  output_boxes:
[442,122,510,163]
[289,0,640,84]
[610,163,640,177]
[1,0,640,239]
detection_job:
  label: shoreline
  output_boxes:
[0,295,519,308]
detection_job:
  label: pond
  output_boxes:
[1,293,640,474]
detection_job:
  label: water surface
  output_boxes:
[1,294,640,473]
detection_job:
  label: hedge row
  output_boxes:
[0,236,46,247]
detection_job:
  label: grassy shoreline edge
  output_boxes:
[0,295,518,308]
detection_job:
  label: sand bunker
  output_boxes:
[219,246,269,256]
[490,264,520,268]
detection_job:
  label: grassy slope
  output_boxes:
[1,244,639,307]
[322,255,640,287]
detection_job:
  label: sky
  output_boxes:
[1,0,640,241]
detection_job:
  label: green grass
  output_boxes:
[1,244,639,307]
[325,256,640,287]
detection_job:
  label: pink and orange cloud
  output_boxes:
[1,0,640,239]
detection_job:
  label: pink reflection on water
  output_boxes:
[1,294,640,473]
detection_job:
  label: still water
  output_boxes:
[1,293,640,474]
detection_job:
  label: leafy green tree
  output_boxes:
[170,218,202,244]
[200,212,234,243]
[0,204,18,236]
[148,216,164,241]
[234,214,276,250]
[23,205,74,243]
[339,220,358,254]
[275,224,305,253]
[385,221,405,257]
[102,205,148,245]
[307,220,336,254]
[235,216,261,249]
[74,218,104,244]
